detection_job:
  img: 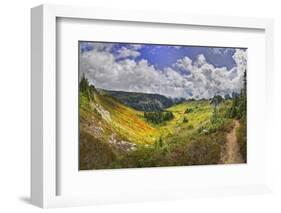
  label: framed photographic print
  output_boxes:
[78,41,247,170]
[31,4,274,208]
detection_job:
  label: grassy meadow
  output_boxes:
[79,76,247,170]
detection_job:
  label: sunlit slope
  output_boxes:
[80,91,156,145]
[80,87,238,169]
[151,100,213,140]
[96,93,158,144]
[99,89,175,112]
[81,90,222,145]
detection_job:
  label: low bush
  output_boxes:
[183,117,189,123]
[184,108,193,114]
[236,115,247,161]
[79,130,117,170]
[144,111,174,124]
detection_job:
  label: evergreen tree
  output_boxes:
[79,73,89,92]
[158,137,163,148]
[79,73,96,101]
[144,111,174,124]
[226,69,247,119]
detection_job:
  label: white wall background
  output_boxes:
[0,0,280,212]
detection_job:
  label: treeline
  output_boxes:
[103,90,175,112]
[226,93,246,119]
[227,71,247,161]
[79,73,96,101]
[144,111,174,124]
[226,71,246,119]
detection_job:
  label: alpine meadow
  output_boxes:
[79,42,247,170]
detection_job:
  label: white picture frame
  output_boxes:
[31,4,274,208]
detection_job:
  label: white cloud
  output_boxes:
[82,42,114,52]
[194,54,207,67]
[129,44,143,50]
[174,57,192,73]
[80,47,247,99]
[116,47,140,59]
[211,47,233,55]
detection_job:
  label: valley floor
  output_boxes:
[79,88,247,170]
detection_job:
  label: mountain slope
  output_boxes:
[99,89,176,111]
[79,84,162,169]
[80,86,157,146]
[79,76,245,170]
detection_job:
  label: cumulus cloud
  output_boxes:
[173,50,247,99]
[129,44,143,50]
[80,46,247,99]
[174,57,192,73]
[80,42,114,52]
[211,47,234,55]
[194,54,207,67]
[116,47,141,59]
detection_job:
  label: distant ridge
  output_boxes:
[98,89,184,112]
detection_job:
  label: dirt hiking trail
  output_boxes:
[221,120,244,164]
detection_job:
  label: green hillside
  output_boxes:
[99,89,176,112]
[79,75,246,170]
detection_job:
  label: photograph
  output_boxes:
[79,41,247,170]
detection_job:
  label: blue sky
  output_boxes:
[79,41,247,99]
[80,42,243,70]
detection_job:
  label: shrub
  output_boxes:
[184,108,193,114]
[187,124,194,129]
[144,111,174,124]
[79,130,117,170]
[183,117,189,123]
[236,116,247,162]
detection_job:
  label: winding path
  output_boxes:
[221,120,244,164]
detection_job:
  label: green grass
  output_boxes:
[147,100,214,143]
[79,89,242,169]
[81,91,156,144]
